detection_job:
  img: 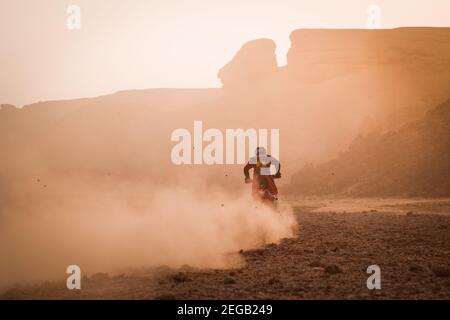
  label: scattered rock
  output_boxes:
[309,261,323,268]
[266,243,277,249]
[171,272,191,283]
[293,286,305,293]
[325,265,342,274]
[312,267,325,271]
[409,264,423,273]
[267,277,281,285]
[430,265,450,277]
[224,277,236,285]
[251,249,265,256]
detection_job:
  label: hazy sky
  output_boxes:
[1,0,449,106]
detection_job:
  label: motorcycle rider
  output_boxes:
[244,147,281,204]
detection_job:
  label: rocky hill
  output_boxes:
[289,98,450,197]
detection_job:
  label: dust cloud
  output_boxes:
[0,180,296,289]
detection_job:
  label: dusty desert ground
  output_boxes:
[1,198,449,300]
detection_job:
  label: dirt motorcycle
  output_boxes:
[246,174,279,209]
